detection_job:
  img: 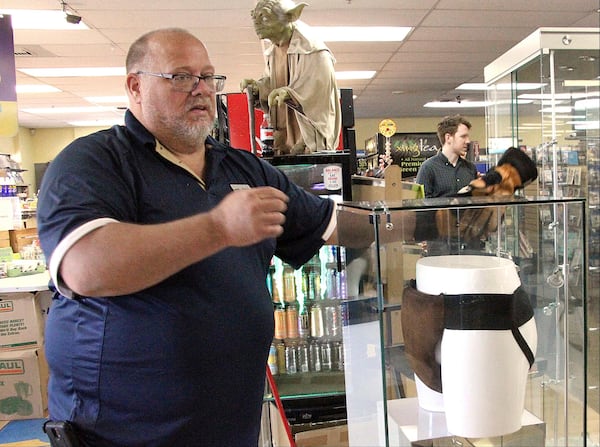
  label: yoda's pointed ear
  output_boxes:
[286,2,308,22]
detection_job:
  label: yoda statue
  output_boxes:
[241,0,341,155]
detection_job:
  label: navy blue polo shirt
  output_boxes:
[37,110,334,446]
[416,152,478,198]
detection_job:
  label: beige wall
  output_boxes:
[353,115,486,150]
[0,115,487,197]
[0,126,107,196]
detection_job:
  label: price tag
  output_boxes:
[323,165,342,191]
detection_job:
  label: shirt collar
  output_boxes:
[124,109,232,189]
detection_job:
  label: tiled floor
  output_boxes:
[0,417,49,444]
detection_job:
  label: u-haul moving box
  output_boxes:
[0,292,44,351]
[0,348,48,419]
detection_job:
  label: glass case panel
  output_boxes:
[337,196,587,447]
[484,28,599,447]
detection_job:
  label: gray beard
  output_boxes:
[164,118,212,150]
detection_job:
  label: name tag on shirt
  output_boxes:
[230,184,251,190]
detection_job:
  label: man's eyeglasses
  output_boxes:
[136,71,226,93]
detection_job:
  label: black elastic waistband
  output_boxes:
[443,287,533,330]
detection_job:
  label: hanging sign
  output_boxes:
[0,14,18,137]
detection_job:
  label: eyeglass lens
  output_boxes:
[172,75,224,93]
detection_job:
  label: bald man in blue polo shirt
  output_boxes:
[37,28,336,447]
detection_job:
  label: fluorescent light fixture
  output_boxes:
[21,106,117,114]
[563,79,600,87]
[424,100,490,108]
[519,123,544,127]
[572,121,599,130]
[457,83,546,91]
[18,67,125,77]
[574,98,600,110]
[518,92,594,100]
[494,99,534,105]
[0,9,88,30]
[335,71,376,80]
[85,96,128,104]
[455,83,489,90]
[16,84,61,93]
[312,26,412,42]
[518,126,543,130]
[540,106,573,113]
[68,119,124,127]
[488,138,515,154]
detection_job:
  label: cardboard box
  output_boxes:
[0,230,10,249]
[9,228,39,255]
[0,292,44,351]
[34,290,53,327]
[22,218,38,229]
[295,424,348,447]
[0,348,49,420]
[268,401,349,447]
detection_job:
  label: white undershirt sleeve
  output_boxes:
[321,202,337,242]
[49,217,119,298]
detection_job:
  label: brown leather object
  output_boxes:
[435,206,503,242]
[435,147,537,242]
[469,163,523,196]
[435,163,519,242]
[401,284,445,393]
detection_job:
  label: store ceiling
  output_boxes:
[5,0,600,129]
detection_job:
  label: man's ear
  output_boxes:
[286,2,307,22]
[125,73,142,104]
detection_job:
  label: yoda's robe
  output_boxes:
[257,21,341,153]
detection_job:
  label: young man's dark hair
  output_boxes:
[437,114,472,147]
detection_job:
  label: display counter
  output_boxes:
[0,271,50,294]
[334,195,587,447]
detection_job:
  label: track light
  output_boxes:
[65,12,81,24]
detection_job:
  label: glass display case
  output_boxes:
[261,195,588,446]
[484,28,599,447]
[334,196,587,447]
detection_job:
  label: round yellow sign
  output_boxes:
[378,119,397,138]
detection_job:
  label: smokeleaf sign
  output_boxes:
[389,133,440,178]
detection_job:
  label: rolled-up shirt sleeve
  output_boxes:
[49,218,119,298]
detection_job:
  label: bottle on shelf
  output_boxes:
[285,302,299,339]
[273,304,287,340]
[323,301,342,340]
[310,301,324,339]
[297,340,310,373]
[309,339,322,372]
[297,306,310,340]
[284,340,298,374]
[266,263,276,298]
[259,113,274,158]
[275,339,286,375]
[271,277,282,305]
[302,254,321,301]
[320,341,333,372]
[324,261,339,299]
[268,340,279,375]
[332,341,344,371]
[282,264,296,304]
